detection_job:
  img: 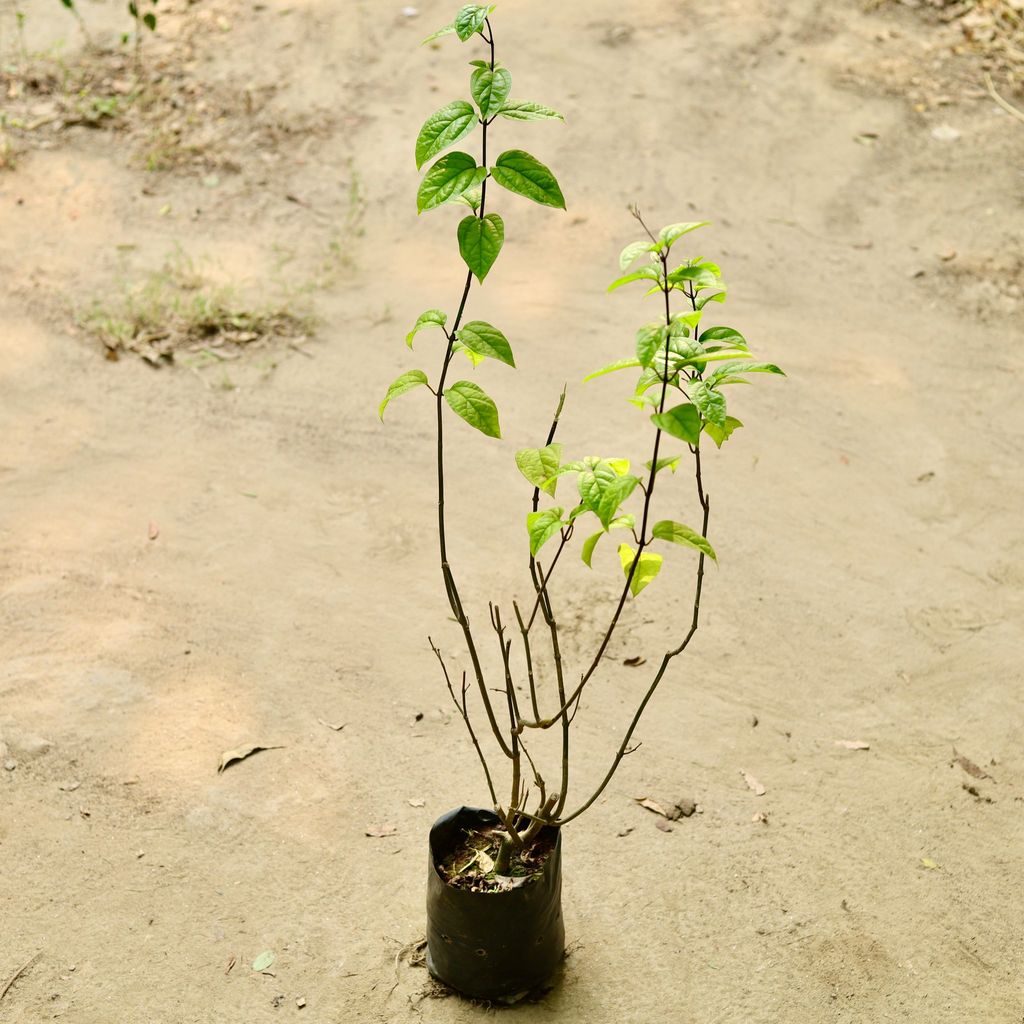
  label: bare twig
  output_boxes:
[1,952,41,1004]
[985,72,1024,126]
[430,639,499,810]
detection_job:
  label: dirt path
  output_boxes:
[2,1,1022,1021]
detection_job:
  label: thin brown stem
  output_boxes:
[431,639,499,810]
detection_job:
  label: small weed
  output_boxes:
[81,251,315,366]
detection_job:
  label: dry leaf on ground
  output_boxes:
[835,739,871,750]
[365,823,397,838]
[217,744,284,773]
[921,857,940,870]
[634,796,669,818]
[623,655,646,666]
[407,799,425,808]
[952,749,991,781]
[741,770,767,796]
[317,718,345,732]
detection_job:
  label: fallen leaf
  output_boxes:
[148,521,160,541]
[476,849,495,874]
[655,819,674,832]
[407,799,425,808]
[931,124,961,141]
[317,718,345,732]
[251,951,275,972]
[952,749,991,781]
[835,740,870,751]
[921,857,939,870]
[365,823,397,838]
[59,780,81,792]
[225,955,236,975]
[741,771,766,796]
[634,796,669,818]
[623,655,646,667]
[217,744,284,774]
[616,826,634,838]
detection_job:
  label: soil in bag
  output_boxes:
[426,807,565,1001]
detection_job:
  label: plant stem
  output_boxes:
[432,24,513,769]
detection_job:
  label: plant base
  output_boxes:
[425,807,565,1001]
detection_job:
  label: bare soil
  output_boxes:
[2,1,1023,1022]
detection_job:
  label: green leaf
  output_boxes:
[582,515,635,567]
[445,380,501,438]
[688,380,727,428]
[696,289,727,310]
[651,403,702,444]
[379,370,429,420]
[456,186,483,212]
[417,152,487,212]
[406,309,447,348]
[471,66,512,119]
[708,361,785,382]
[490,150,566,209]
[455,4,492,40]
[668,265,718,290]
[497,100,564,122]
[595,474,638,529]
[646,455,681,474]
[636,323,668,367]
[415,101,477,170]
[659,221,711,247]
[617,544,663,597]
[608,265,662,293]
[457,214,504,283]
[583,358,641,383]
[699,326,749,351]
[619,240,656,271]
[527,509,564,557]
[452,339,486,366]
[581,530,604,568]
[456,319,514,366]
[652,520,717,561]
[516,443,562,496]
[422,23,457,45]
[578,460,638,529]
[635,366,669,396]
[673,309,704,331]
[703,416,743,448]
[142,11,156,29]
[606,458,630,476]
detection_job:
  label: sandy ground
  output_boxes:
[2,0,1023,1021]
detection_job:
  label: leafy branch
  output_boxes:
[381,5,783,873]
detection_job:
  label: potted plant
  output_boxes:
[380,3,784,1002]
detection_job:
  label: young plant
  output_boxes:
[57,0,92,45]
[125,0,157,61]
[382,5,783,880]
